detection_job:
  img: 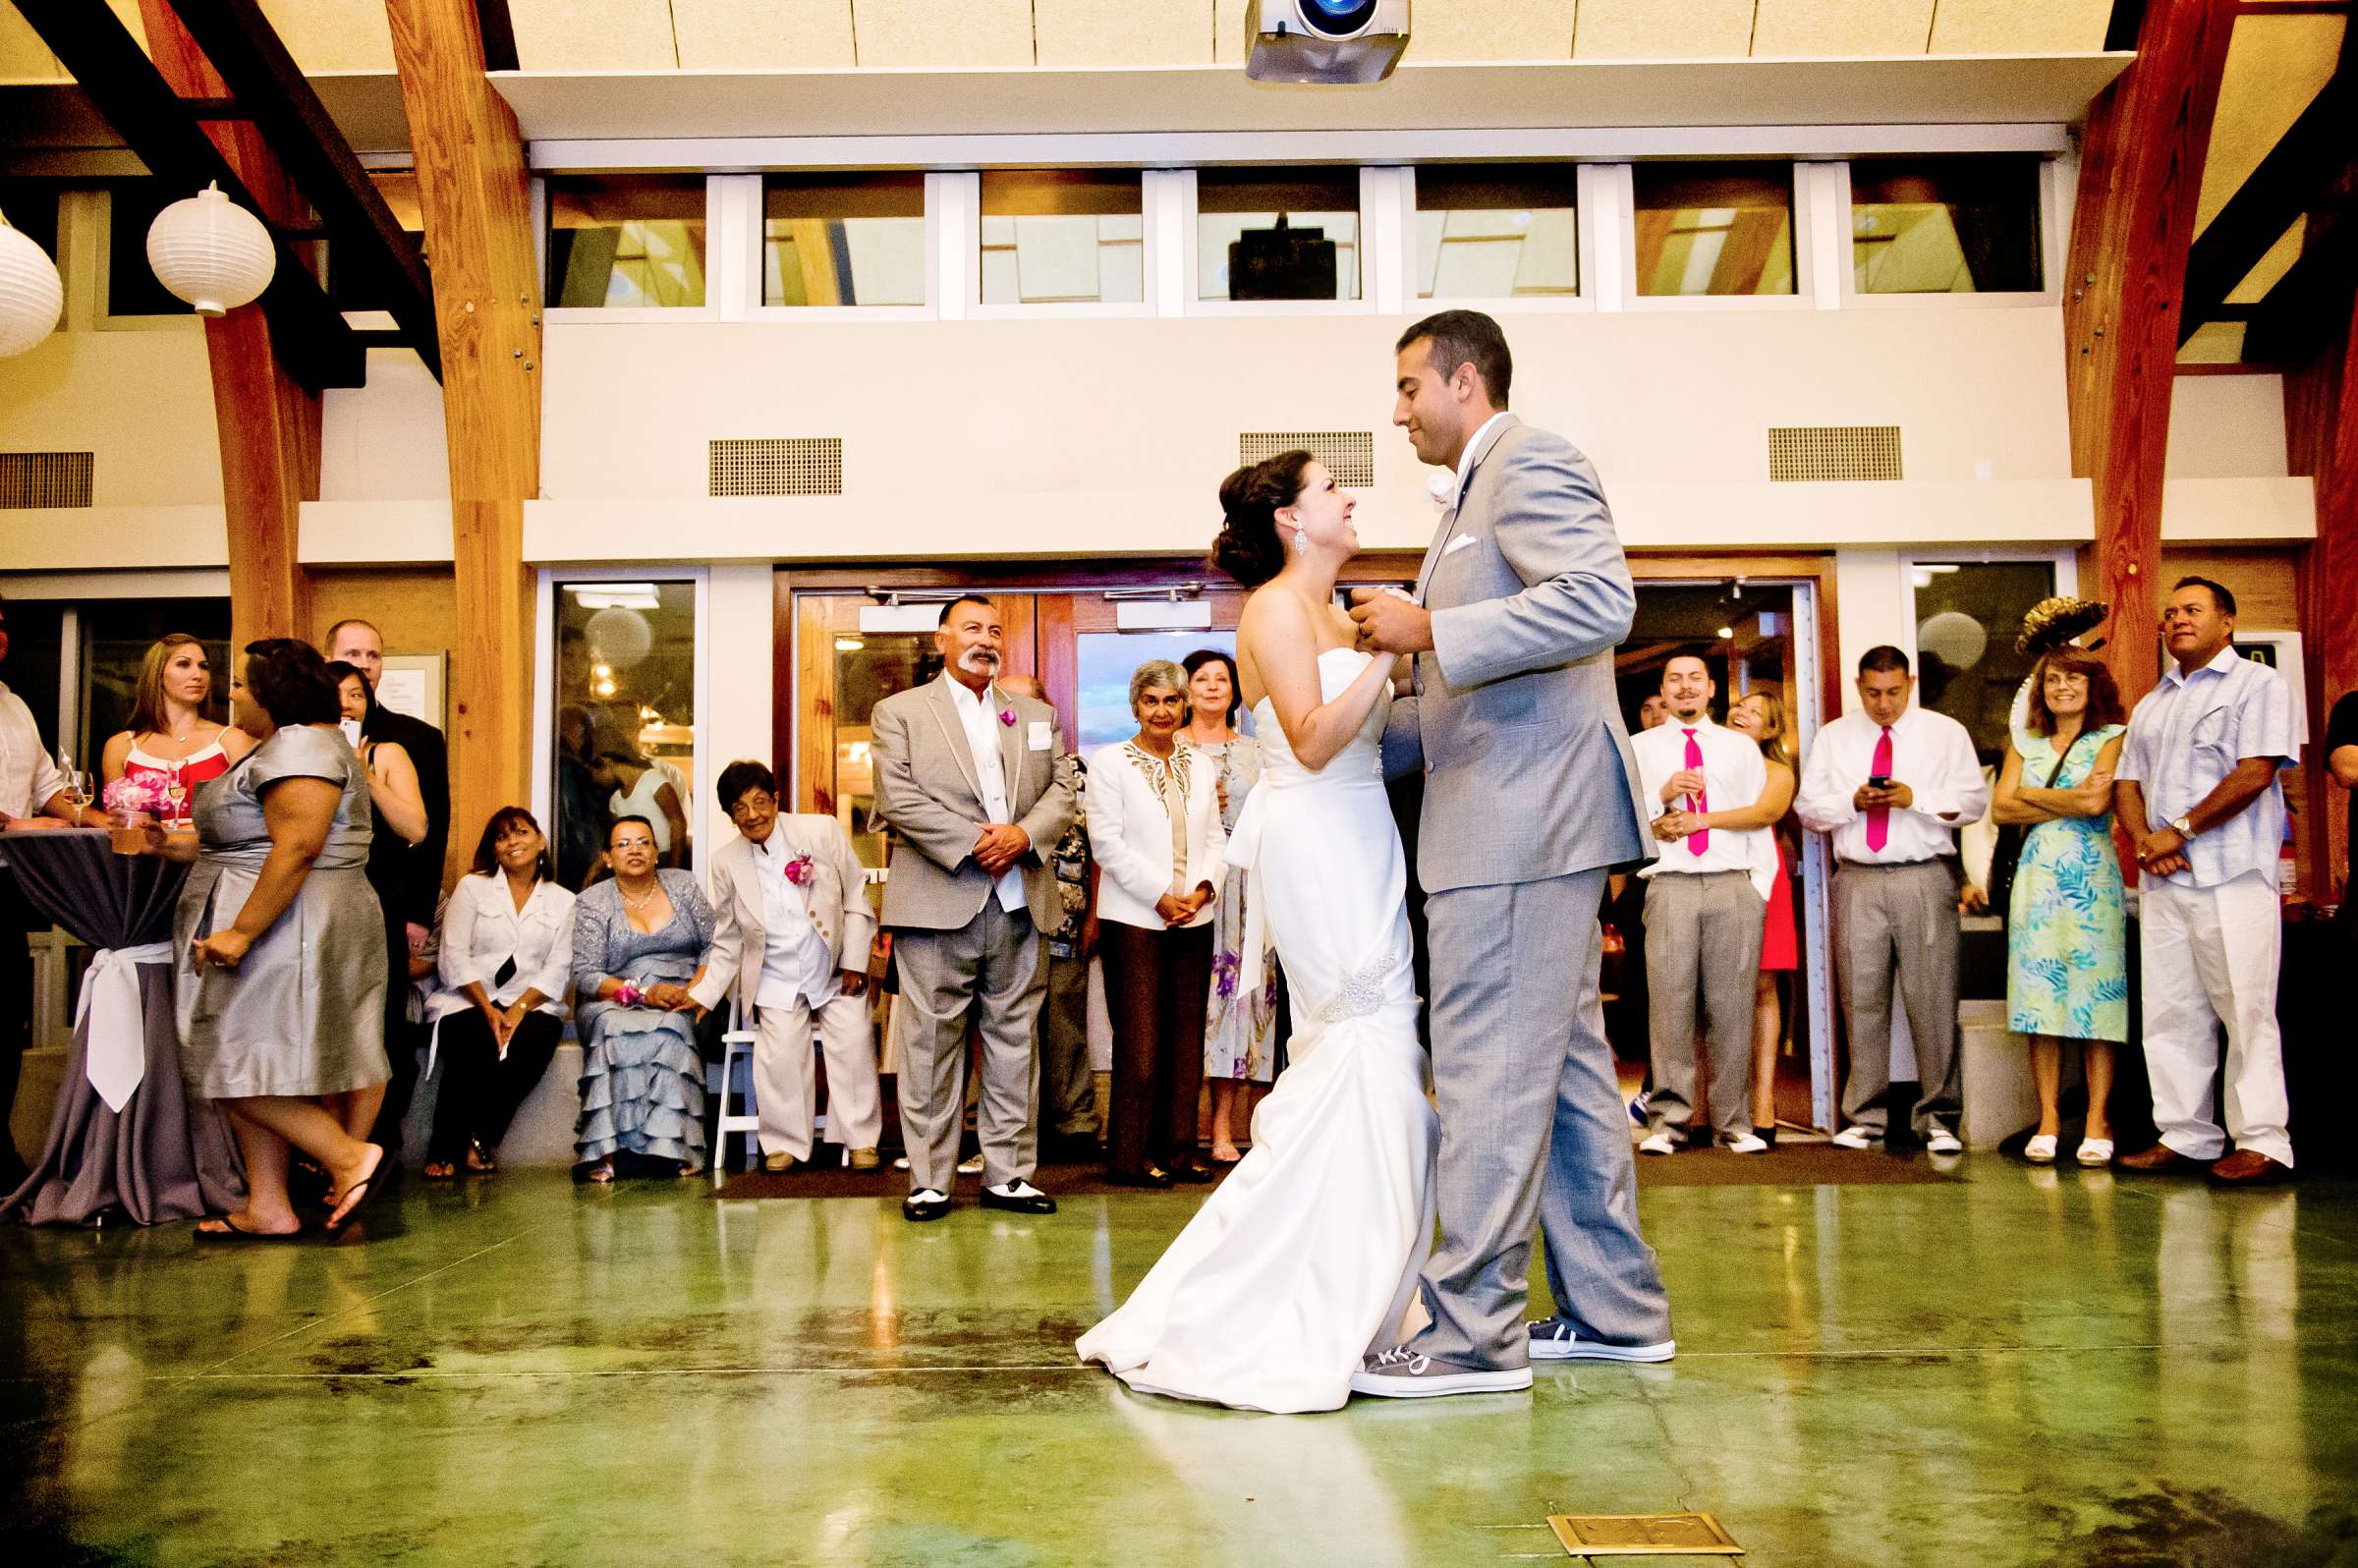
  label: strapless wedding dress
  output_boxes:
[1077,648,1438,1413]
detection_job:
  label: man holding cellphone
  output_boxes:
[1797,645,1991,1153]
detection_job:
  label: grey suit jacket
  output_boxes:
[870,675,1078,930]
[1382,416,1656,892]
[691,813,876,1017]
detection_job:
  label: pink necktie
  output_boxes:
[1683,729,1710,856]
[1865,726,1893,853]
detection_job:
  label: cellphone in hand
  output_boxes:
[1866,774,1893,790]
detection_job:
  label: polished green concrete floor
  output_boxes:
[5,1160,2356,1568]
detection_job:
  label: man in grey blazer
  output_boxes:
[870,596,1078,1222]
[1348,309,1674,1397]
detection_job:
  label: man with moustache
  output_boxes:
[870,597,1077,1221]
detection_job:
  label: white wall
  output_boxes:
[2165,373,2288,477]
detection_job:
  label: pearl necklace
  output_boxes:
[620,877,662,913]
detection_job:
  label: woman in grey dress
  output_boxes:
[159,640,391,1239]
[572,813,716,1179]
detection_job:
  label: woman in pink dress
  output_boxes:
[1729,691,1798,1145]
[100,635,252,820]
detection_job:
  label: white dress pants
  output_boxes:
[754,991,882,1160]
[2138,870,2292,1167]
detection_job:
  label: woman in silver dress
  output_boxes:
[1182,649,1276,1163]
[157,640,392,1239]
[571,814,716,1180]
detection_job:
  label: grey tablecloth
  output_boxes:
[0,829,242,1226]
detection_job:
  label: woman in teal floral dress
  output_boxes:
[1993,646,2129,1168]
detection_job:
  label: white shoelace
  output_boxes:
[1371,1347,1432,1374]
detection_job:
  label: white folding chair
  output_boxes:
[711,1000,761,1173]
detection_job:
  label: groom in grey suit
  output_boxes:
[1349,310,1674,1397]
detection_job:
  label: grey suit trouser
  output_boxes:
[1644,870,1766,1142]
[890,897,1045,1194]
[1833,859,1962,1137]
[1037,941,1098,1140]
[1414,869,1673,1369]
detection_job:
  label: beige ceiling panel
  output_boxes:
[510,0,680,70]
[673,0,856,68]
[1752,0,1932,58]
[2176,320,2247,366]
[1408,0,1577,62]
[259,3,397,74]
[1036,0,1212,67]
[1215,0,1250,64]
[2195,12,2346,235]
[2225,219,2304,307]
[1575,0,1754,61]
[1928,0,2109,55]
[0,8,67,80]
[104,0,149,57]
[855,0,1034,67]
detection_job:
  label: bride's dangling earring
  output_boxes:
[1290,525,1310,555]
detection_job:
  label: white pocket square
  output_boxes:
[1443,533,1480,556]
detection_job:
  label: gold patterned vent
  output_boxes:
[708,438,844,497]
[1238,430,1376,487]
[1768,425,1902,482]
[0,451,94,509]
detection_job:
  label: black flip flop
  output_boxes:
[324,1145,391,1233]
[195,1214,304,1243]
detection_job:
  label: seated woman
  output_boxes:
[423,807,577,1179]
[100,634,253,813]
[571,814,715,1180]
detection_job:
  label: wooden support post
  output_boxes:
[2286,291,2358,903]
[2063,0,2236,712]
[137,1,317,648]
[384,0,542,859]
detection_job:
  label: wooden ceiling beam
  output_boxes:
[2179,72,2355,344]
[2064,0,2238,712]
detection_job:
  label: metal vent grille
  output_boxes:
[0,451,93,509]
[1768,425,1902,482]
[1238,430,1376,487]
[708,438,844,497]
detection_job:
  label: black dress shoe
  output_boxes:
[901,1191,951,1223]
[1174,1162,1215,1184]
[979,1181,1057,1215]
[1105,1166,1174,1189]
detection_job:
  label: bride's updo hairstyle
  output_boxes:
[1211,448,1316,588]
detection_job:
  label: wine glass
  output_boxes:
[67,770,95,812]
[164,761,190,827]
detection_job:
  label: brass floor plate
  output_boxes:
[1547,1513,1744,1556]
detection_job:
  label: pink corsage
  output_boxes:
[612,982,644,1008]
[782,854,814,886]
[102,776,170,819]
[999,708,1016,727]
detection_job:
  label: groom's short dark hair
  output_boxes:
[1397,309,1512,407]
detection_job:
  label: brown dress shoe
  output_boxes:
[2118,1144,2202,1173]
[849,1148,881,1171]
[2208,1149,2292,1186]
[762,1151,798,1174]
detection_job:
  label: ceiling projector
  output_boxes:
[1245,0,1410,85]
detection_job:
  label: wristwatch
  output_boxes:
[2170,815,2198,841]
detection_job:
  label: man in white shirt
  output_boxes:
[0,595,90,1187]
[2115,577,2301,1186]
[1797,645,1991,1153]
[694,760,883,1175]
[1630,657,1777,1155]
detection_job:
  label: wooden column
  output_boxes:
[384,0,542,856]
[2286,290,2358,902]
[138,1,317,648]
[2063,0,2236,711]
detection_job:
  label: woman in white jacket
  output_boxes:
[1088,661,1227,1187]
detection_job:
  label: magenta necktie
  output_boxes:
[1682,728,1710,856]
[1865,726,1893,853]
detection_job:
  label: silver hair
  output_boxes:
[1128,659,1188,717]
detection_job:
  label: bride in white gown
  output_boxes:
[1077,451,1439,1414]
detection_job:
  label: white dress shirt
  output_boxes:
[753,826,841,1008]
[427,873,578,1022]
[0,678,68,819]
[1630,714,1778,899]
[944,675,1027,913]
[2118,644,2302,890]
[1453,411,1514,504]
[1797,704,1991,866]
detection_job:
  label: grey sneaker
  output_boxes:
[1528,1318,1676,1363]
[1348,1345,1532,1398]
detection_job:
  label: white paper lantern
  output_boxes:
[0,214,63,358]
[145,182,275,317]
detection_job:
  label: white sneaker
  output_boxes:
[1830,1125,1883,1149]
[1924,1128,1963,1155]
[1528,1319,1676,1363]
[1722,1133,1768,1155]
[1637,1131,1677,1155]
[956,1152,986,1176]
